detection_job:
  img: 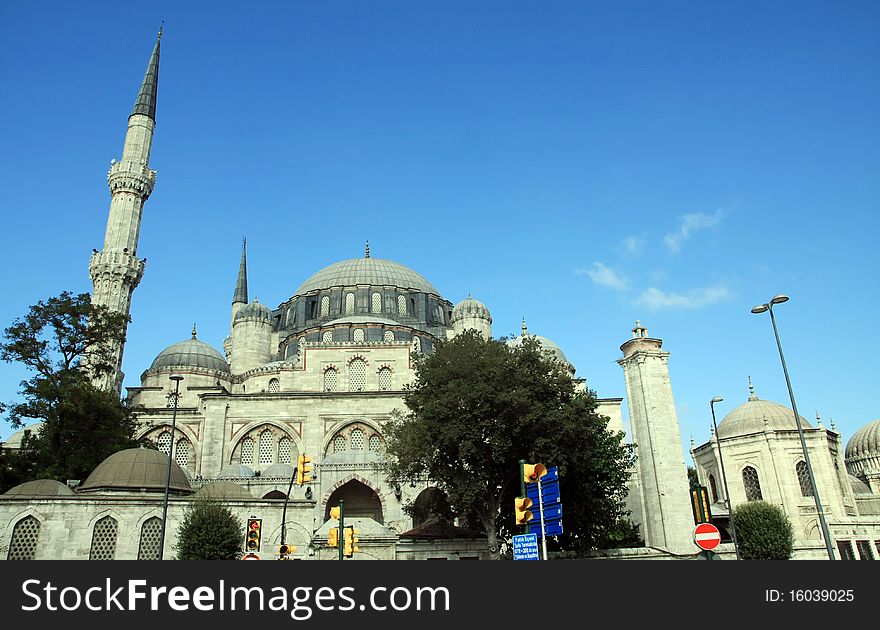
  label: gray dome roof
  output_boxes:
[234,300,273,323]
[195,481,253,500]
[218,464,256,479]
[150,335,230,373]
[295,257,440,296]
[451,296,492,323]
[261,464,296,479]
[80,448,192,493]
[2,422,43,449]
[507,331,572,370]
[846,419,880,460]
[716,386,812,439]
[848,474,873,495]
[3,479,74,496]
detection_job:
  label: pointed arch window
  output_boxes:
[321,295,330,317]
[350,428,365,450]
[240,437,255,465]
[268,378,280,393]
[345,293,355,314]
[371,292,382,314]
[278,437,292,465]
[742,466,763,502]
[378,367,392,391]
[89,516,118,560]
[349,358,367,391]
[259,430,274,465]
[369,435,382,453]
[7,515,40,560]
[157,431,171,456]
[137,517,163,560]
[796,461,814,497]
[383,330,394,343]
[175,437,191,469]
[333,435,346,453]
[353,329,365,343]
[397,295,407,315]
[708,474,718,503]
[324,367,338,392]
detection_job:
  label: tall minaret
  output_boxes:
[89,30,162,393]
[618,321,694,555]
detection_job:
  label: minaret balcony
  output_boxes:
[107,161,157,196]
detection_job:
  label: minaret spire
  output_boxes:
[89,32,162,393]
[233,237,248,305]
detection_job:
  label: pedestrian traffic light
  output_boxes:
[523,463,547,484]
[329,505,341,521]
[344,527,359,557]
[246,518,262,552]
[296,454,313,485]
[278,543,296,559]
[328,527,339,548]
[514,496,534,525]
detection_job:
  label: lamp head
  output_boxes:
[711,397,724,404]
[750,304,769,314]
[770,294,789,305]
[170,374,184,382]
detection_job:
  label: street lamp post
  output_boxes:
[751,295,835,560]
[710,397,741,560]
[158,374,184,561]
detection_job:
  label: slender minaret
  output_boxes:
[232,237,249,325]
[89,30,162,393]
[618,321,694,555]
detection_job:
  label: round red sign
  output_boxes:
[693,523,721,551]
[242,552,260,560]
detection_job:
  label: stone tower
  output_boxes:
[89,31,161,393]
[618,321,694,555]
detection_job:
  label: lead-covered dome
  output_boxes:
[150,331,230,373]
[507,321,573,372]
[716,384,812,439]
[234,299,273,323]
[80,447,192,494]
[846,419,880,460]
[294,257,440,296]
[451,296,492,323]
[3,479,74,496]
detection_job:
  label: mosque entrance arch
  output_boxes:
[411,487,452,527]
[324,480,383,524]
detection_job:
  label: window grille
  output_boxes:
[166,393,179,408]
[322,331,333,343]
[157,431,171,455]
[89,516,118,560]
[324,368,338,392]
[412,336,421,354]
[353,329,365,343]
[240,437,255,465]
[369,435,382,453]
[268,378,280,393]
[796,461,814,497]
[383,330,394,342]
[397,295,407,315]
[259,430,274,465]
[278,437,292,465]
[333,435,346,453]
[7,516,40,560]
[372,292,382,313]
[321,295,330,316]
[350,428,365,450]
[345,293,355,314]
[175,438,191,469]
[742,466,763,501]
[378,367,392,391]
[138,517,162,560]
[349,358,367,391]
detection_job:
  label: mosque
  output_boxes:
[2,32,878,560]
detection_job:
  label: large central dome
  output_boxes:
[294,257,440,296]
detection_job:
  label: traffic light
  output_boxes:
[691,486,712,524]
[278,543,296,560]
[343,527,359,557]
[246,518,262,552]
[329,505,341,521]
[328,527,339,548]
[296,454,313,485]
[514,496,534,525]
[523,463,547,484]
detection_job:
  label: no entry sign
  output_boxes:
[693,523,721,551]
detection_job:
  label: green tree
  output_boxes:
[176,499,244,560]
[688,466,700,490]
[0,291,143,490]
[732,501,795,560]
[385,330,636,558]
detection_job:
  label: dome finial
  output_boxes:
[521,318,528,337]
[748,375,758,401]
[365,240,370,258]
[192,323,197,339]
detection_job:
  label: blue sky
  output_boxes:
[1,1,878,465]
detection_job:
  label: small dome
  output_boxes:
[2,422,43,449]
[80,448,192,493]
[261,464,296,479]
[295,257,440,296]
[716,385,812,439]
[451,296,492,323]
[3,479,74,496]
[845,419,880,460]
[150,334,229,373]
[218,464,255,479]
[507,322,573,371]
[848,474,873,495]
[195,481,253,500]
[234,300,273,323]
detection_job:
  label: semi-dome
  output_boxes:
[3,479,74,496]
[716,383,812,439]
[234,299,273,322]
[846,419,880,460]
[294,257,440,296]
[80,448,192,493]
[150,330,230,373]
[195,481,253,500]
[451,296,492,323]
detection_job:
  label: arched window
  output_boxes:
[89,516,118,560]
[324,368,338,392]
[371,292,382,314]
[7,515,40,560]
[240,437,255,465]
[353,329,365,343]
[287,307,295,326]
[397,294,407,315]
[320,295,330,316]
[383,330,394,343]
[349,358,367,391]
[742,466,763,502]
[259,430,274,465]
[333,435,346,453]
[322,331,333,343]
[378,367,392,391]
[166,393,180,408]
[157,431,171,456]
[278,437,292,465]
[345,293,355,314]
[796,461,814,497]
[708,474,718,503]
[175,438,191,469]
[369,435,382,453]
[138,517,163,560]
[412,336,422,354]
[350,428,365,450]
[268,378,280,393]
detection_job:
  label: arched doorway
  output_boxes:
[411,487,452,527]
[324,480,383,524]
[262,490,288,500]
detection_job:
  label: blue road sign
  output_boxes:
[513,534,540,560]
[525,466,564,538]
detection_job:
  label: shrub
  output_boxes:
[175,499,243,560]
[732,501,795,560]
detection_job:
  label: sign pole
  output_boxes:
[537,476,548,560]
[338,499,345,562]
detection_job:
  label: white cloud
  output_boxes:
[635,285,732,311]
[622,236,645,256]
[576,262,628,291]
[663,209,724,253]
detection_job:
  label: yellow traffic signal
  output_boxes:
[523,463,547,484]
[246,518,262,552]
[344,527,360,557]
[278,543,296,559]
[329,505,341,521]
[514,497,534,525]
[296,454,313,485]
[328,527,339,548]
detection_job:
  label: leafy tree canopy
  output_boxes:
[176,499,244,560]
[0,291,144,490]
[732,501,795,560]
[384,330,637,558]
